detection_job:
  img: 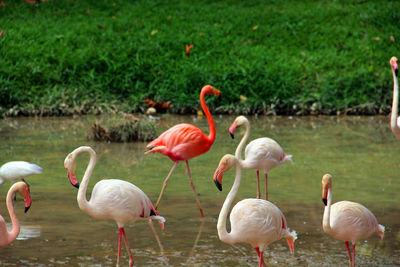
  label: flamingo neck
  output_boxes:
[391,69,400,140]
[6,186,20,245]
[200,90,216,144]
[322,188,332,233]
[76,147,97,213]
[217,157,241,244]
[234,121,250,160]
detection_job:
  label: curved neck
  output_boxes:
[322,188,332,233]
[391,70,400,140]
[6,186,20,245]
[234,121,250,160]
[217,157,241,244]
[76,148,97,212]
[200,90,216,144]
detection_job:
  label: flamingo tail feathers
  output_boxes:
[281,154,293,164]
[378,224,385,239]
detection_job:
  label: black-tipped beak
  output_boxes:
[25,206,31,213]
[73,182,80,189]
[396,68,399,76]
[214,179,222,191]
[322,198,327,206]
[230,132,234,139]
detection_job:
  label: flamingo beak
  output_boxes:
[322,186,327,206]
[229,123,237,139]
[213,168,223,191]
[392,58,398,76]
[286,238,295,254]
[66,168,80,189]
[24,186,32,213]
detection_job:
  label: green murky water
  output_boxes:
[0,115,399,266]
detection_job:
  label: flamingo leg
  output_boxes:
[155,161,179,209]
[264,172,268,200]
[256,170,261,199]
[352,243,356,267]
[185,160,205,219]
[255,248,265,267]
[120,227,134,267]
[117,227,122,267]
[345,242,352,267]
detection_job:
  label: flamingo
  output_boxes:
[0,181,32,247]
[389,56,400,141]
[64,146,165,267]
[213,154,297,267]
[0,161,42,185]
[145,85,220,218]
[321,174,385,267]
[220,116,292,200]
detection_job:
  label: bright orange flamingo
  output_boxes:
[145,85,220,218]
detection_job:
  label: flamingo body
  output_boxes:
[146,123,212,162]
[229,198,293,251]
[65,146,165,267]
[0,161,42,184]
[244,137,291,172]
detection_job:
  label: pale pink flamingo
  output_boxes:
[0,181,32,247]
[321,174,385,267]
[64,146,165,267]
[0,161,42,185]
[145,85,220,218]
[214,154,297,267]
[389,56,400,141]
[222,116,292,200]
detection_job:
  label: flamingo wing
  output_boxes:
[244,138,283,169]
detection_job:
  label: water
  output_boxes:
[0,115,399,266]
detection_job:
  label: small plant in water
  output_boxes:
[88,114,158,142]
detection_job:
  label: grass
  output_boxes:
[0,0,400,116]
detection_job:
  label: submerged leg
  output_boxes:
[185,160,205,219]
[120,227,134,267]
[351,243,356,267]
[256,170,261,199]
[264,172,268,200]
[155,162,179,209]
[117,227,122,267]
[345,242,352,267]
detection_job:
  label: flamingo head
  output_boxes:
[64,152,79,189]
[390,56,398,76]
[229,116,249,139]
[14,181,32,213]
[202,85,221,99]
[322,174,332,206]
[213,154,235,191]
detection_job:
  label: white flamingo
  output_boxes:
[64,146,165,267]
[0,181,32,247]
[220,116,292,200]
[0,161,42,185]
[213,154,297,267]
[321,174,385,267]
[389,56,400,141]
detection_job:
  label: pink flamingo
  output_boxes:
[389,56,400,141]
[0,161,42,185]
[214,154,297,267]
[223,116,292,200]
[64,146,165,267]
[0,181,32,247]
[145,85,220,218]
[321,174,385,267]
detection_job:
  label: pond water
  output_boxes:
[0,114,399,266]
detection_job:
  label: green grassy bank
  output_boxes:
[0,0,399,116]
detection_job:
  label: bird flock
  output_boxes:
[0,57,398,266]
